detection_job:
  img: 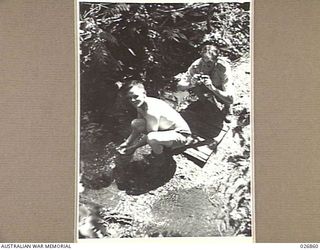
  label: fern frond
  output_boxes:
[93,41,110,66]
[100,3,130,18]
[98,30,118,46]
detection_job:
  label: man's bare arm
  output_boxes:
[203,65,234,105]
[117,113,145,151]
[122,135,148,154]
[211,88,233,104]
[176,61,198,91]
[121,131,140,148]
[204,79,234,105]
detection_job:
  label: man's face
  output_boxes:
[127,85,146,108]
[201,48,217,64]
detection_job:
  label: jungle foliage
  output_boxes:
[79,2,250,114]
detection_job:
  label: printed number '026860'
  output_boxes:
[300,244,319,248]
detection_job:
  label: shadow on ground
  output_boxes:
[180,99,226,139]
[81,144,177,195]
[113,155,177,195]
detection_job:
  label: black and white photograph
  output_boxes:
[78,0,252,239]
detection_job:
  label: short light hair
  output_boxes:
[121,80,146,94]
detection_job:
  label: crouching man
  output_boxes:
[116,80,192,161]
[176,44,234,121]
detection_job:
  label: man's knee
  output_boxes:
[131,119,145,133]
[147,132,160,145]
[147,132,164,154]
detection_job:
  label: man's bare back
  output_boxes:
[137,97,191,133]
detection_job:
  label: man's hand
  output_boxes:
[116,140,139,155]
[191,74,201,85]
[198,75,216,92]
[117,146,136,155]
[191,74,214,87]
[116,141,130,155]
[201,75,213,86]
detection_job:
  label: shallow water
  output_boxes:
[150,187,222,237]
[81,180,229,237]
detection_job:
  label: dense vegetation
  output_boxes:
[79,2,250,114]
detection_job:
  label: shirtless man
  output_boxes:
[116,80,191,157]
